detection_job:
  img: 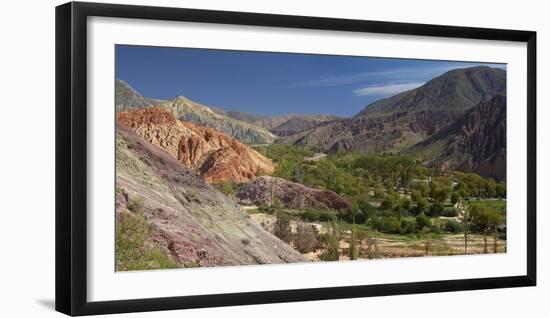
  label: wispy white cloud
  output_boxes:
[353,82,425,97]
[293,63,504,88]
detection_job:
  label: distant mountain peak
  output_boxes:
[355,66,506,117]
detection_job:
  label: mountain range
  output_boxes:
[116,66,506,180]
[277,66,506,179]
[116,80,336,143]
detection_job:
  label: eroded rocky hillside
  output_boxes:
[116,125,306,267]
[410,95,506,180]
[116,107,275,183]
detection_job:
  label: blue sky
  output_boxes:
[116,45,505,117]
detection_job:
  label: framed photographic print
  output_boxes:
[55,1,536,316]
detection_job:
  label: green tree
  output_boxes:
[416,213,431,231]
[373,183,385,199]
[470,205,503,253]
[427,202,444,217]
[496,181,506,198]
[430,182,450,203]
[485,178,497,198]
[375,216,401,234]
[400,198,412,211]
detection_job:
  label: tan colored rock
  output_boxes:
[116,107,274,182]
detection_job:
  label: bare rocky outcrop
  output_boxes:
[116,126,306,268]
[116,107,274,183]
[237,176,351,211]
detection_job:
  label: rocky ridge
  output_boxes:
[410,95,507,180]
[116,107,275,183]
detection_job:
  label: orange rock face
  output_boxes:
[116,107,275,183]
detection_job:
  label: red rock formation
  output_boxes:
[116,107,274,182]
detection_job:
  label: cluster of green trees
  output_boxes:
[256,145,505,201]
[255,145,506,256]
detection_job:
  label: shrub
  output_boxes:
[380,197,396,210]
[442,207,459,217]
[127,196,145,214]
[318,211,336,222]
[273,211,292,243]
[339,210,366,224]
[444,219,464,233]
[294,223,318,253]
[219,181,234,196]
[374,216,401,234]
[427,202,444,217]
[116,213,177,271]
[416,213,431,230]
[302,210,320,222]
[400,219,417,234]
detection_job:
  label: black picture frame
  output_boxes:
[55,1,537,316]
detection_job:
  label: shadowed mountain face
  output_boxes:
[116,107,275,183]
[116,126,306,267]
[277,110,462,153]
[410,95,506,180]
[355,66,506,117]
[226,111,339,136]
[277,67,505,155]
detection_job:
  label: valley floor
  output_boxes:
[249,212,506,261]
